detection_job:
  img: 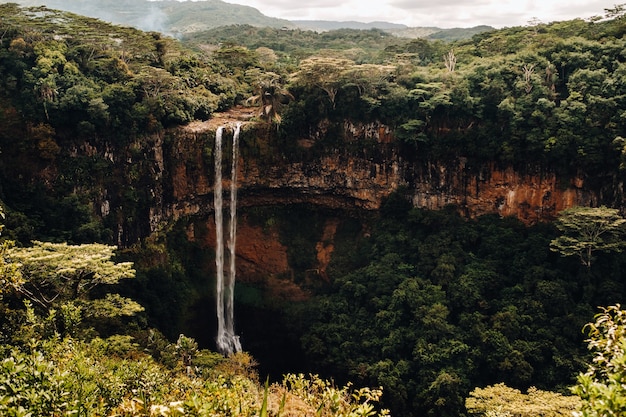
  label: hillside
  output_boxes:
[6,0,296,33]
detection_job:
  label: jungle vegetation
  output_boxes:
[2,3,626,416]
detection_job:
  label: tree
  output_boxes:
[135,66,182,100]
[212,44,258,71]
[444,49,456,72]
[549,206,626,269]
[5,242,141,323]
[604,3,626,20]
[245,70,293,124]
[572,305,626,416]
[466,383,581,416]
[0,206,24,298]
[291,57,354,108]
[342,64,396,95]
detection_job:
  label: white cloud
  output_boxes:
[223,0,616,28]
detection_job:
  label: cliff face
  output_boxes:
[409,161,591,223]
[133,114,598,285]
[155,116,594,231]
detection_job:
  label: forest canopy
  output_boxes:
[2,3,626,181]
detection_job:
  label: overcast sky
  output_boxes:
[225,0,617,28]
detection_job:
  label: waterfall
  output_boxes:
[214,123,242,355]
[226,123,241,350]
[214,126,226,353]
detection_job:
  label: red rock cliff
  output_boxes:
[141,113,598,290]
[156,116,594,229]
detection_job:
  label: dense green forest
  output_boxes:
[3,3,626,416]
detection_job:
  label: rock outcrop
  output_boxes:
[153,115,594,232]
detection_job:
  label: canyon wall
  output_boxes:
[116,115,596,288]
[151,117,594,232]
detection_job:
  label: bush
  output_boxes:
[0,349,72,416]
[466,383,581,416]
[572,305,626,417]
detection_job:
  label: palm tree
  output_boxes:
[245,71,293,124]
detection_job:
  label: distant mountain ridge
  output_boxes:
[4,0,493,39]
[292,20,409,31]
[7,0,296,33]
[290,20,494,40]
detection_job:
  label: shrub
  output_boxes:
[466,383,581,416]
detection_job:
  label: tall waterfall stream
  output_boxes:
[214,123,242,356]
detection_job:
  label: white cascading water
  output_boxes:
[214,124,242,355]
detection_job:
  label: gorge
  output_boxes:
[4,7,626,415]
[123,112,606,364]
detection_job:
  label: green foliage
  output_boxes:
[88,293,144,318]
[175,333,198,367]
[466,383,581,416]
[280,373,389,417]
[0,209,24,297]
[275,17,626,176]
[0,348,72,416]
[286,203,622,416]
[3,1,626,185]
[0,5,243,135]
[6,241,135,307]
[0,191,113,245]
[550,206,626,269]
[0,337,388,417]
[1,240,141,342]
[0,202,387,416]
[245,70,293,124]
[184,25,408,66]
[572,305,626,417]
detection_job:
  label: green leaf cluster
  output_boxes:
[550,206,626,269]
[0,337,390,416]
[572,305,626,416]
[466,383,581,416]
